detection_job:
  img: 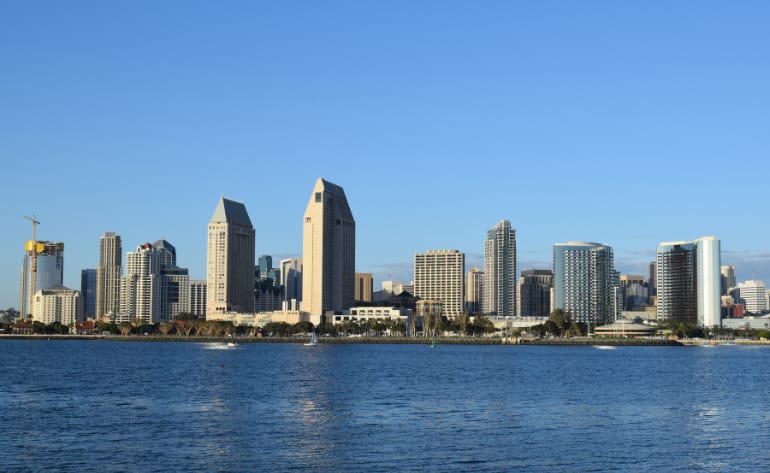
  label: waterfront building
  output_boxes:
[519,269,553,317]
[206,197,256,318]
[96,232,122,319]
[355,273,373,305]
[721,265,736,296]
[20,241,64,318]
[465,268,483,314]
[656,236,721,327]
[280,258,303,305]
[414,250,465,319]
[731,280,767,314]
[483,220,517,317]
[32,286,82,327]
[80,269,97,319]
[302,178,356,316]
[553,242,618,325]
[190,280,207,318]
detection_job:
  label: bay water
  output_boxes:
[1,340,768,472]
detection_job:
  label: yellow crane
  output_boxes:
[24,215,40,319]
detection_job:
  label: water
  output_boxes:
[1,340,769,472]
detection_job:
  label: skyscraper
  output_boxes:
[731,280,767,314]
[553,242,617,325]
[80,269,97,319]
[119,243,160,323]
[483,220,517,317]
[519,269,553,317]
[206,197,256,318]
[96,232,122,319]
[414,250,465,319]
[465,268,484,314]
[302,178,355,316]
[20,241,64,318]
[656,236,721,327]
[280,258,303,306]
[720,265,736,296]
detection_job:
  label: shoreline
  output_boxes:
[0,334,691,346]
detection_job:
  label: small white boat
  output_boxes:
[226,342,238,347]
[304,331,318,346]
[593,345,617,350]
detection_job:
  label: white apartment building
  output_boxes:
[33,286,82,327]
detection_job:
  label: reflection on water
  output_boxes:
[1,341,770,472]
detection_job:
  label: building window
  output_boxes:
[315,192,322,202]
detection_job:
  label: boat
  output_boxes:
[305,331,318,346]
[593,345,616,350]
[226,342,238,347]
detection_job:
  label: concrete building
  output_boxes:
[190,280,207,318]
[302,178,356,316]
[483,220,517,317]
[96,232,122,319]
[656,236,721,327]
[280,258,303,305]
[519,269,553,317]
[32,286,82,327]
[80,269,97,319]
[355,273,373,305]
[414,250,465,319]
[553,242,618,326]
[206,197,256,318]
[465,268,483,314]
[20,241,64,318]
[731,280,767,314]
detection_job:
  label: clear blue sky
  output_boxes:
[2,1,770,309]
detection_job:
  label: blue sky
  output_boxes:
[2,1,770,309]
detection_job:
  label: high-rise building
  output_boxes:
[119,243,160,324]
[206,197,256,318]
[553,242,618,326]
[414,250,465,319]
[258,255,273,279]
[648,261,657,305]
[731,280,767,314]
[656,236,721,327]
[96,232,122,319]
[483,220,517,317]
[465,268,484,314]
[302,178,355,316]
[80,269,97,319]
[32,286,82,327]
[20,241,64,318]
[190,280,207,318]
[720,265,736,296]
[619,275,647,311]
[280,258,303,306]
[519,269,553,317]
[355,273,373,305]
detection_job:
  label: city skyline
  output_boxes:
[3,2,770,308]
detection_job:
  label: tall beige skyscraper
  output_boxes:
[206,197,255,318]
[96,232,122,319]
[302,178,355,316]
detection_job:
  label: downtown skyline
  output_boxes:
[3,2,770,308]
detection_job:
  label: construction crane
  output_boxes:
[24,215,40,319]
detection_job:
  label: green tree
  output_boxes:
[118,322,132,336]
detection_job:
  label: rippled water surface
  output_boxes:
[1,340,769,472]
